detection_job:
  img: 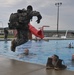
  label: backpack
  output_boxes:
[8,13,19,29]
[8,9,29,29]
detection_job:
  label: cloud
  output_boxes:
[0,0,74,30]
[0,0,22,7]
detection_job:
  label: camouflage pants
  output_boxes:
[12,29,29,47]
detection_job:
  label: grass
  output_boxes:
[0,35,14,38]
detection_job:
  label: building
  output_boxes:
[0,28,74,38]
[43,30,74,38]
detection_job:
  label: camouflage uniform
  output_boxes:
[46,55,67,70]
[8,5,42,52]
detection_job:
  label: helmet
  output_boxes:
[54,54,59,59]
[27,5,33,11]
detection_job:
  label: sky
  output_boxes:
[0,0,74,30]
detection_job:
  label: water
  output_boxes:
[0,40,74,71]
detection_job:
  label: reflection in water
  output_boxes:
[3,41,9,53]
[55,41,59,54]
[4,40,8,43]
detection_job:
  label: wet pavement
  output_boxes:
[0,55,74,75]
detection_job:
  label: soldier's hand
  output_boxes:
[36,20,40,23]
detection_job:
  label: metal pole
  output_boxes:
[55,2,62,37]
[42,26,50,35]
[57,5,59,37]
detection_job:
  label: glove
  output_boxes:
[36,20,40,23]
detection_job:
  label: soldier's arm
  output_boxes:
[30,11,42,23]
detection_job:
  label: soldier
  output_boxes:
[4,28,8,40]
[46,54,67,70]
[8,5,42,52]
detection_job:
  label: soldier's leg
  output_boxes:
[11,30,29,52]
[11,39,17,52]
[46,58,54,69]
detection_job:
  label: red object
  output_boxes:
[29,24,44,39]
